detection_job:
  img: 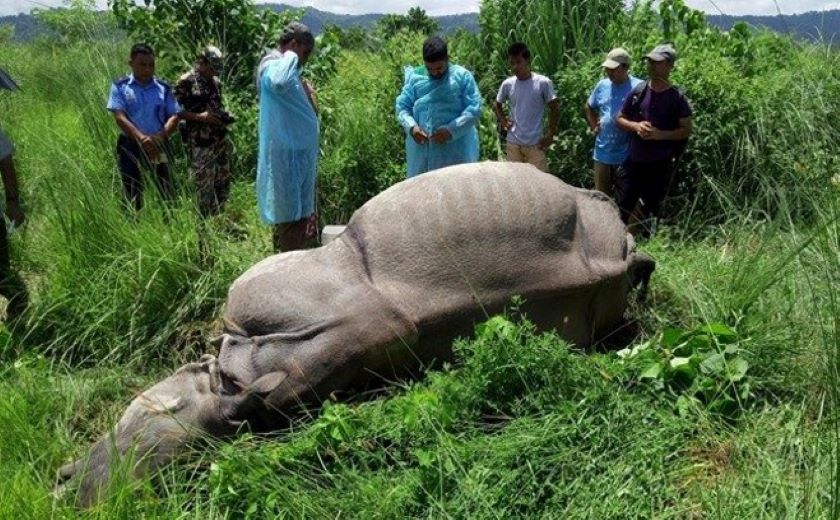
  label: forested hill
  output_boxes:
[1,6,838,42]
[708,9,840,41]
[261,3,480,34]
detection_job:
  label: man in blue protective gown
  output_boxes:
[257,22,319,252]
[396,36,482,178]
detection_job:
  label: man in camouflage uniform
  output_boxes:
[175,46,233,217]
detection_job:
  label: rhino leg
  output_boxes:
[56,355,239,507]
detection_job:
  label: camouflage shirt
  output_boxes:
[174,69,228,146]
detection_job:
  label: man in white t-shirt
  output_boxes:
[493,42,559,172]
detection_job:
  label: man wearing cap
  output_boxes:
[616,44,692,234]
[256,22,320,252]
[107,43,180,211]
[493,42,559,173]
[396,36,482,177]
[585,48,642,194]
[0,124,28,320]
[175,46,233,217]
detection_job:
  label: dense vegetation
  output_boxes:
[0,0,838,517]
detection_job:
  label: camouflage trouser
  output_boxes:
[190,138,231,217]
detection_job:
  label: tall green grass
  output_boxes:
[0,9,838,518]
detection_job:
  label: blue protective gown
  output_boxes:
[396,64,482,178]
[257,51,319,225]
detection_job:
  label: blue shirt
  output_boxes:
[587,76,641,165]
[106,74,180,136]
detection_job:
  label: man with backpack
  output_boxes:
[615,44,692,235]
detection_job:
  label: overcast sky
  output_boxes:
[3,0,840,18]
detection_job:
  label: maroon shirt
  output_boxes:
[620,83,692,163]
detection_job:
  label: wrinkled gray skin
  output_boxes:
[57,162,654,506]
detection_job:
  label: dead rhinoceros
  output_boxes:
[57,161,654,505]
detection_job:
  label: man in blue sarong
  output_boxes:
[396,36,482,178]
[257,22,319,252]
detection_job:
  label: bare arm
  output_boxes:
[584,103,600,133]
[616,112,641,134]
[538,99,560,150]
[113,111,160,160]
[546,99,559,139]
[651,117,692,141]
[113,110,146,141]
[492,100,507,125]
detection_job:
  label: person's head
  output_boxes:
[129,43,155,83]
[644,44,676,80]
[422,36,448,80]
[278,22,315,67]
[507,42,531,78]
[197,45,224,78]
[601,47,631,84]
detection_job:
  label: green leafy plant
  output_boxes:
[110,0,300,92]
[618,323,752,418]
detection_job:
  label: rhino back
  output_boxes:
[340,162,632,329]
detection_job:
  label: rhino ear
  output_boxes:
[248,371,288,396]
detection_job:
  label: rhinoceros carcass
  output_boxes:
[57,161,654,506]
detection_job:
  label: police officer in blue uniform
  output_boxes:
[107,43,180,210]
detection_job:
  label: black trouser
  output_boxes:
[116,134,175,211]
[614,159,673,225]
[0,222,28,321]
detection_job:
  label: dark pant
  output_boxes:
[614,159,673,226]
[117,135,175,211]
[0,222,28,321]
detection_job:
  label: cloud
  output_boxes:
[683,0,840,15]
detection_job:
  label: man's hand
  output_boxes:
[302,79,318,113]
[538,134,554,151]
[589,122,601,135]
[139,134,160,162]
[197,111,223,126]
[430,128,452,144]
[646,127,667,141]
[5,200,24,227]
[411,125,429,144]
[636,121,653,139]
[498,117,513,131]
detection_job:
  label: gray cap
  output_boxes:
[202,45,224,70]
[280,21,315,49]
[601,48,630,69]
[646,44,677,63]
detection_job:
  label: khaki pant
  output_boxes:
[506,142,547,172]
[593,161,619,196]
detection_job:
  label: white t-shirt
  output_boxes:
[496,73,557,147]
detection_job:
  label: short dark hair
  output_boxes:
[507,42,531,60]
[422,36,448,62]
[279,22,315,49]
[130,43,154,59]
